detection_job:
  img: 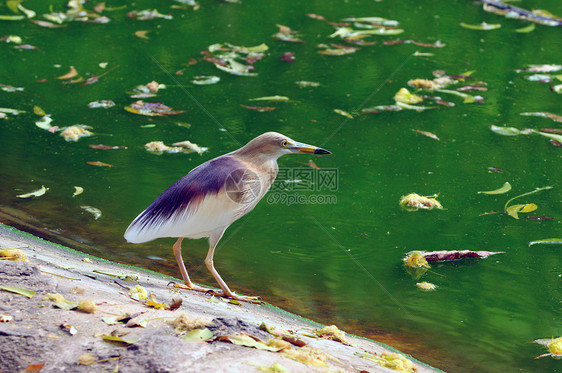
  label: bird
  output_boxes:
[124,132,331,303]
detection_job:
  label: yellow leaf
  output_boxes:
[520,203,537,213]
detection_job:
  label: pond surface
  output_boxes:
[1,0,561,371]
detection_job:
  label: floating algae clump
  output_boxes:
[404,251,430,268]
[399,193,442,211]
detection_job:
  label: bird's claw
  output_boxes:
[172,282,263,304]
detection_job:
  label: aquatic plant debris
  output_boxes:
[503,186,552,219]
[399,193,442,211]
[80,206,102,220]
[17,185,48,199]
[60,125,93,141]
[416,281,437,291]
[171,140,208,154]
[481,0,562,26]
[203,42,269,76]
[316,325,349,345]
[0,249,28,262]
[405,250,504,263]
[404,251,430,268]
[125,101,186,116]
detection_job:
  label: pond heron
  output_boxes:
[124,132,331,303]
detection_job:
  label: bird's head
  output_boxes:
[236,132,331,159]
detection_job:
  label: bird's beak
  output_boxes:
[288,141,331,155]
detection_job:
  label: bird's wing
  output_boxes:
[124,155,255,243]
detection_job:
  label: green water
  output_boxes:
[1,0,561,371]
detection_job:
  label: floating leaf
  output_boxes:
[0,14,25,21]
[35,115,53,130]
[504,186,552,217]
[89,144,127,150]
[394,88,423,104]
[333,109,353,119]
[490,125,520,136]
[191,75,220,85]
[273,24,304,43]
[72,186,84,197]
[182,328,214,342]
[520,111,562,122]
[295,81,320,88]
[529,238,562,246]
[0,83,23,92]
[126,9,172,20]
[412,129,439,140]
[517,64,562,73]
[478,182,512,195]
[144,141,191,154]
[134,30,150,39]
[17,3,35,18]
[33,106,46,116]
[17,185,48,199]
[279,52,295,63]
[538,131,562,143]
[88,100,116,109]
[240,104,276,112]
[57,66,78,80]
[317,44,359,56]
[515,23,535,33]
[460,22,501,30]
[125,101,186,116]
[86,161,114,167]
[81,206,102,220]
[249,95,289,102]
[0,285,35,298]
[506,204,533,219]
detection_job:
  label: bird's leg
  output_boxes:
[204,234,262,304]
[172,238,214,293]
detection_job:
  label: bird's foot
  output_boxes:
[172,282,217,293]
[171,282,262,304]
[216,291,263,304]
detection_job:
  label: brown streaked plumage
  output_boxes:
[124,132,331,303]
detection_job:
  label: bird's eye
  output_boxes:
[280,140,289,147]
